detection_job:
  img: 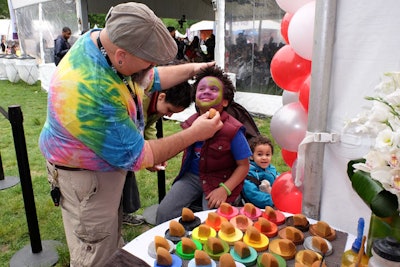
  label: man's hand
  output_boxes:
[193,61,216,75]
[146,162,167,172]
[190,111,223,141]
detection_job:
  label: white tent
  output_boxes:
[188,20,215,44]
[0,19,13,40]
[189,20,215,32]
[307,0,400,235]
[9,0,81,90]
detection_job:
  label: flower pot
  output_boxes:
[367,213,400,257]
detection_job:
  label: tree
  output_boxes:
[88,13,106,28]
[0,0,10,19]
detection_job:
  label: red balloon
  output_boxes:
[281,12,293,44]
[270,45,312,92]
[281,149,297,167]
[299,75,310,112]
[271,171,302,214]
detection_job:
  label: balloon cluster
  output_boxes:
[269,0,316,214]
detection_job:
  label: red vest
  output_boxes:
[179,111,244,203]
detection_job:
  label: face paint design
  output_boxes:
[195,76,224,111]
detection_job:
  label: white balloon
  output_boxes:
[288,1,316,60]
[275,0,314,14]
[270,102,308,152]
[282,90,299,105]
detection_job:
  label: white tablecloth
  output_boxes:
[123,210,355,266]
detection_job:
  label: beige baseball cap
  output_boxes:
[105,2,177,64]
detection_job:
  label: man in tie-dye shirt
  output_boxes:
[39,3,222,266]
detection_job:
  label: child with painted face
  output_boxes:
[156,66,251,224]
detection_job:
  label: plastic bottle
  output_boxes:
[368,237,400,267]
[341,218,369,267]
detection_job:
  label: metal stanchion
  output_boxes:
[0,151,20,190]
[143,118,166,225]
[0,107,19,190]
[155,118,166,203]
[3,105,61,267]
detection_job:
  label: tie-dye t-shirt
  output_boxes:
[39,30,160,171]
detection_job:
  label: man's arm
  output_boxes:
[157,62,215,89]
[147,111,222,164]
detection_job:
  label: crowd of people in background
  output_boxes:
[1,35,20,56]
[226,33,285,88]
[166,26,215,65]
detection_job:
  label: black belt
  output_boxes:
[54,164,87,171]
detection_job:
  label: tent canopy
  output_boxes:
[85,0,215,21]
[82,0,282,21]
[0,19,12,38]
[189,20,215,32]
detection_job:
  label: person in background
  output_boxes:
[1,36,6,53]
[185,36,204,62]
[205,33,215,62]
[122,81,194,225]
[7,40,18,55]
[54,26,72,66]
[39,2,221,266]
[156,65,251,224]
[167,26,186,63]
[242,135,280,208]
[143,81,194,142]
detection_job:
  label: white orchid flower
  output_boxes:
[375,129,397,150]
[346,72,400,211]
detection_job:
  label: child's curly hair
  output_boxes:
[249,135,274,154]
[192,65,236,106]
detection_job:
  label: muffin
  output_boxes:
[194,250,212,266]
[181,237,197,254]
[219,253,236,267]
[278,226,305,245]
[312,236,329,254]
[218,221,243,245]
[309,221,336,241]
[234,241,251,259]
[154,235,170,251]
[207,237,224,254]
[169,220,185,237]
[156,247,172,266]
[258,253,279,267]
[179,207,201,231]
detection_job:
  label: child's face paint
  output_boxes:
[195,76,224,112]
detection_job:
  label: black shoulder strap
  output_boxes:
[246,175,261,186]
[226,101,260,141]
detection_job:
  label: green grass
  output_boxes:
[0,80,289,266]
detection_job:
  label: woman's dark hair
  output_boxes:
[162,81,194,109]
[193,65,235,106]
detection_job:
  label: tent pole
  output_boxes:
[302,0,338,220]
[215,0,225,69]
[38,3,44,63]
